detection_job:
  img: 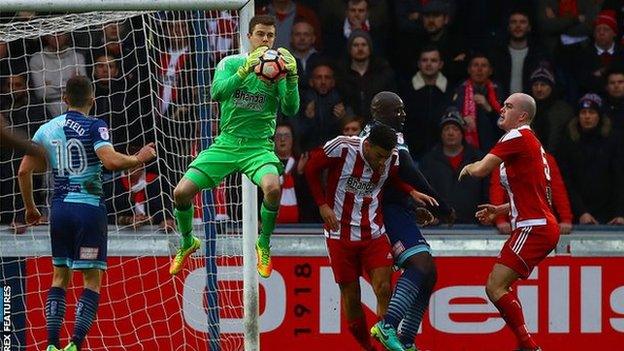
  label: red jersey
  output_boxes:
[490,152,573,225]
[305,136,412,241]
[490,126,558,229]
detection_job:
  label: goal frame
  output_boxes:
[0,1,259,350]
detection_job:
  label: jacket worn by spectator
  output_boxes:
[403,71,450,159]
[298,88,349,151]
[337,56,397,120]
[451,80,504,152]
[489,42,549,96]
[556,117,624,223]
[419,143,489,224]
[532,91,575,153]
[29,48,86,117]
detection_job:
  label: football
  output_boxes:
[254,49,287,82]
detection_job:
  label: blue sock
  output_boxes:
[383,267,424,328]
[399,286,432,346]
[45,287,66,348]
[71,288,100,349]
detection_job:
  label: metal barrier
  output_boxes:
[2,224,622,257]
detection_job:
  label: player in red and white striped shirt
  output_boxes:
[459,93,558,351]
[305,123,435,351]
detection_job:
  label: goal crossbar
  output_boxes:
[0,0,249,11]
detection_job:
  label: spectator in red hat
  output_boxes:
[573,9,624,94]
[528,65,575,152]
[555,93,624,225]
[536,0,601,57]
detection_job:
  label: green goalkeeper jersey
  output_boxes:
[210,53,299,139]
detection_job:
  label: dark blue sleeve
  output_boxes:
[398,149,453,216]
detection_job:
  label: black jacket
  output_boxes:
[402,74,451,160]
[555,117,624,222]
[489,42,549,96]
[420,144,489,224]
[336,57,397,120]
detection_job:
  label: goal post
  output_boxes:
[0,0,259,350]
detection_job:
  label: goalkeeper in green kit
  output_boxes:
[169,14,299,278]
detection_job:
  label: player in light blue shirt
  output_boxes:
[18,76,156,351]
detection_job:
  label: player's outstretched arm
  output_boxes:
[459,153,503,180]
[17,153,47,225]
[96,143,156,171]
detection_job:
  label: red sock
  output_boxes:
[494,292,538,349]
[347,315,374,350]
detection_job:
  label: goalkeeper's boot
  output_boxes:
[62,343,77,351]
[403,345,419,351]
[370,321,405,351]
[255,241,273,278]
[45,346,60,351]
[169,235,201,275]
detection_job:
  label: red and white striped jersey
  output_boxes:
[306,136,408,241]
[490,125,558,230]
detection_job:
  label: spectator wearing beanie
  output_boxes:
[555,93,624,225]
[336,29,397,121]
[529,65,574,152]
[420,107,488,224]
[574,9,624,94]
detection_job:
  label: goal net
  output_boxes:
[0,4,255,351]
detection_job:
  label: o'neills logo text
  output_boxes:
[234,89,265,111]
[2,285,11,350]
[345,177,376,197]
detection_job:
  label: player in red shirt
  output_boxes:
[305,123,435,351]
[459,93,559,351]
[489,152,573,235]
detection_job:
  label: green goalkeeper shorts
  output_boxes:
[183,133,284,190]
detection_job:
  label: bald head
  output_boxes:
[370,91,406,130]
[510,93,536,123]
[498,93,538,131]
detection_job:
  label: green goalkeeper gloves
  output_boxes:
[237,45,269,78]
[277,47,298,82]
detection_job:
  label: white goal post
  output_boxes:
[0,0,259,350]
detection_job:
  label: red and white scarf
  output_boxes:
[277,157,299,223]
[462,80,501,148]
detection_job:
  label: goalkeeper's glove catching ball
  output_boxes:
[277,47,298,83]
[237,45,269,78]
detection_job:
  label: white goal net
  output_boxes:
[1,5,253,351]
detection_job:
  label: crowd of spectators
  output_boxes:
[1,0,624,233]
